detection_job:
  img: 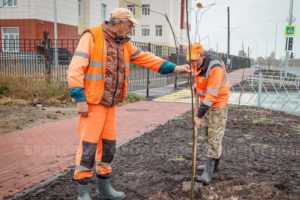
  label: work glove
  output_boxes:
[77,101,89,117]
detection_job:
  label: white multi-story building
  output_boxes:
[119,0,191,48]
[0,0,78,41]
[78,0,119,34]
[0,0,118,51]
[0,0,190,51]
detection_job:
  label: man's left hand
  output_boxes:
[174,64,191,73]
[194,116,202,129]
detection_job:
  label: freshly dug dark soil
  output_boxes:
[0,104,76,135]
[7,105,300,200]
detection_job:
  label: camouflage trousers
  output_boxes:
[200,106,228,159]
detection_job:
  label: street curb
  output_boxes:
[6,126,159,200]
[7,168,72,200]
[6,111,190,200]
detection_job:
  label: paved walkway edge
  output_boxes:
[7,108,191,200]
[0,101,191,198]
[8,169,72,200]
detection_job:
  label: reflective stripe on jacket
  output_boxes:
[195,58,230,108]
[68,24,176,104]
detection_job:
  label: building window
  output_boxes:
[129,25,135,36]
[127,4,135,15]
[1,27,19,52]
[1,0,17,7]
[78,0,84,18]
[101,3,107,22]
[142,25,150,36]
[142,4,150,15]
[155,25,162,36]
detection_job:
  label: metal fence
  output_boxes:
[0,39,77,82]
[229,65,300,116]
[213,51,251,70]
[1,39,251,94]
[128,41,187,93]
[0,39,186,90]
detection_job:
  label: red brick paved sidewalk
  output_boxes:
[0,101,190,198]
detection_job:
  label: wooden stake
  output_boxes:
[191,87,199,198]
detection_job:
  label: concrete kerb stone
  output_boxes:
[6,111,189,199]
[7,168,72,200]
[6,129,164,199]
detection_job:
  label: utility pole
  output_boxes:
[53,0,58,68]
[236,36,251,58]
[242,41,244,57]
[227,6,230,69]
[274,22,278,67]
[274,22,278,64]
[248,46,250,58]
[284,0,294,78]
[265,37,268,59]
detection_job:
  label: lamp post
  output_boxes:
[227,7,230,65]
[200,35,210,49]
[284,0,295,78]
[250,40,258,64]
[268,20,283,68]
[235,36,251,57]
[220,25,241,67]
[192,1,216,42]
[189,3,216,198]
[193,2,203,42]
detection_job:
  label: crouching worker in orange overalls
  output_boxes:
[187,43,230,184]
[68,7,190,200]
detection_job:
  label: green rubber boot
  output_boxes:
[77,183,92,200]
[197,157,220,172]
[96,176,125,200]
[196,157,216,184]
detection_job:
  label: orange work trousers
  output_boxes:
[74,104,117,180]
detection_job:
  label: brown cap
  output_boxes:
[111,7,140,24]
[186,43,204,61]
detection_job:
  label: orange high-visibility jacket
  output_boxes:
[194,55,230,108]
[68,24,176,104]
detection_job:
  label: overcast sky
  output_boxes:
[190,0,300,59]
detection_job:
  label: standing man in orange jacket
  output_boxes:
[68,7,190,200]
[188,43,230,184]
